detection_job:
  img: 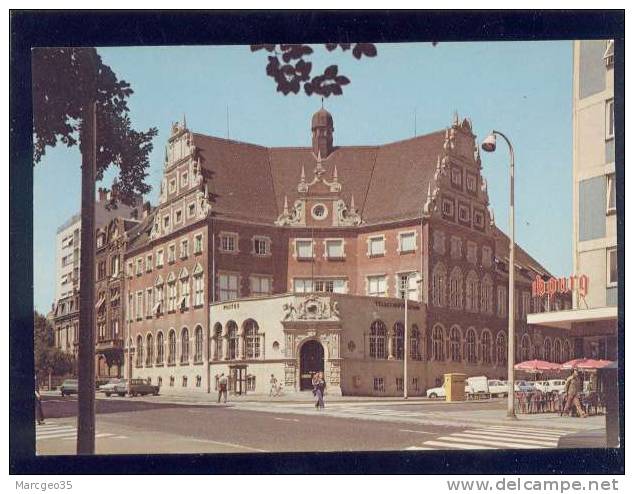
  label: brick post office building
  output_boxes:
[123,110,571,396]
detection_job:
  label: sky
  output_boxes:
[33,41,573,313]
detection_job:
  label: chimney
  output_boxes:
[142,201,151,219]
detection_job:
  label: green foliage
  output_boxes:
[34,311,75,377]
[32,47,158,205]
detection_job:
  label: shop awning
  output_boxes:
[527,306,617,330]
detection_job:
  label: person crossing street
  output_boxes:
[217,373,228,404]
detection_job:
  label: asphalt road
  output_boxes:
[36,395,590,454]
[38,395,465,453]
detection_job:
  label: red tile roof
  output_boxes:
[193,130,445,226]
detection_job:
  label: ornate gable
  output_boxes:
[275,151,362,228]
[422,113,494,231]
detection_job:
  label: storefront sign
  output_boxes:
[531,274,589,298]
[374,300,420,310]
[222,302,240,310]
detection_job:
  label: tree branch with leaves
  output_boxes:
[250,43,378,97]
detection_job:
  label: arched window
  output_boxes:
[553,338,562,363]
[465,328,477,364]
[194,326,203,363]
[156,331,164,364]
[520,334,531,362]
[449,326,461,362]
[431,263,447,307]
[168,330,176,364]
[497,286,508,318]
[213,323,222,360]
[181,328,190,363]
[393,322,404,359]
[448,267,463,310]
[480,329,492,365]
[135,335,144,367]
[146,333,154,366]
[432,324,445,361]
[465,271,479,313]
[496,331,507,366]
[244,319,260,359]
[480,275,494,314]
[227,321,238,360]
[410,325,421,360]
[562,339,572,362]
[543,337,552,362]
[369,320,387,359]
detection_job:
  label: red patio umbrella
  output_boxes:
[561,358,587,370]
[514,359,562,372]
[576,359,614,370]
[562,358,614,370]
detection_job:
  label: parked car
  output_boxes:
[113,378,159,397]
[426,385,446,399]
[514,380,536,392]
[60,379,78,396]
[535,379,566,394]
[99,378,125,397]
[488,379,509,397]
[426,380,471,399]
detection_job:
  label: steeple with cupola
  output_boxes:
[311,105,334,158]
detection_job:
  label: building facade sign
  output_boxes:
[531,274,589,298]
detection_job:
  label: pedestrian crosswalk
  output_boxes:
[407,425,570,451]
[35,422,128,442]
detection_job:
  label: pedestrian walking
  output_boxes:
[35,374,45,425]
[269,374,278,397]
[313,372,326,410]
[217,373,228,404]
[563,369,587,418]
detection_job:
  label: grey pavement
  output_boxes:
[36,393,608,455]
[41,390,605,432]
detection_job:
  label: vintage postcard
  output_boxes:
[11,11,624,476]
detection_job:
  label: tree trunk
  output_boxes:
[77,100,97,455]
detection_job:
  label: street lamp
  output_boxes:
[403,274,423,400]
[481,130,517,419]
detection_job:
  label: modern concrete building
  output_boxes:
[528,40,617,361]
[52,188,141,356]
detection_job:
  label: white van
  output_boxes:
[488,379,509,397]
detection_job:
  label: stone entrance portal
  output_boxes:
[299,340,324,390]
